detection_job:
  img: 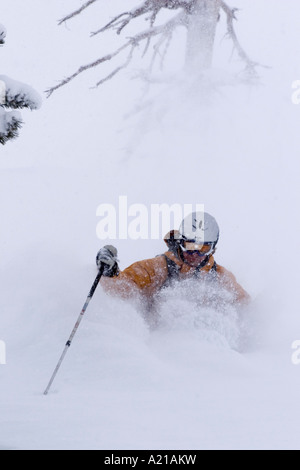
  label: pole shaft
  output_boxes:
[43,267,103,395]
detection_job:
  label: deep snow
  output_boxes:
[1,0,300,450]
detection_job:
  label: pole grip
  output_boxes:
[89,265,104,298]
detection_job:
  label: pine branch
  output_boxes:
[0,24,6,45]
[0,110,22,145]
[0,76,42,110]
[4,91,40,110]
[0,28,40,144]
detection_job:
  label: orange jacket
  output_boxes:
[101,250,250,305]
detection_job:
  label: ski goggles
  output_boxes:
[182,242,213,256]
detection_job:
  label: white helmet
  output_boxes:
[179,212,219,246]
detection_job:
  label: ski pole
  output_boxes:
[43,265,104,395]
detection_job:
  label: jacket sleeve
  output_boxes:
[216,264,250,304]
[101,256,168,300]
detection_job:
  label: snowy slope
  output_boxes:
[1,0,300,450]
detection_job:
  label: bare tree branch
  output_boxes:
[220,1,257,72]
[91,1,155,37]
[149,31,173,72]
[48,0,257,96]
[58,0,98,25]
[46,11,186,97]
[160,33,173,70]
[45,41,131,97]
[142,9,160,57]
[95,45,136,87]
[90,0,194,37]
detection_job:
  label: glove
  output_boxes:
[96,245,119,277]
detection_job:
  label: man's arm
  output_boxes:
[101,256,169,300]
[216,264,250,304]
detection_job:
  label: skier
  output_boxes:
[97,212,250,308]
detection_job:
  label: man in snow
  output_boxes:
[97,212,250,308]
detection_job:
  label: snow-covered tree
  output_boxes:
[47,0,256,96]
[0,24,41,145]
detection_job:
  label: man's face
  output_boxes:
[181,242,212,267]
